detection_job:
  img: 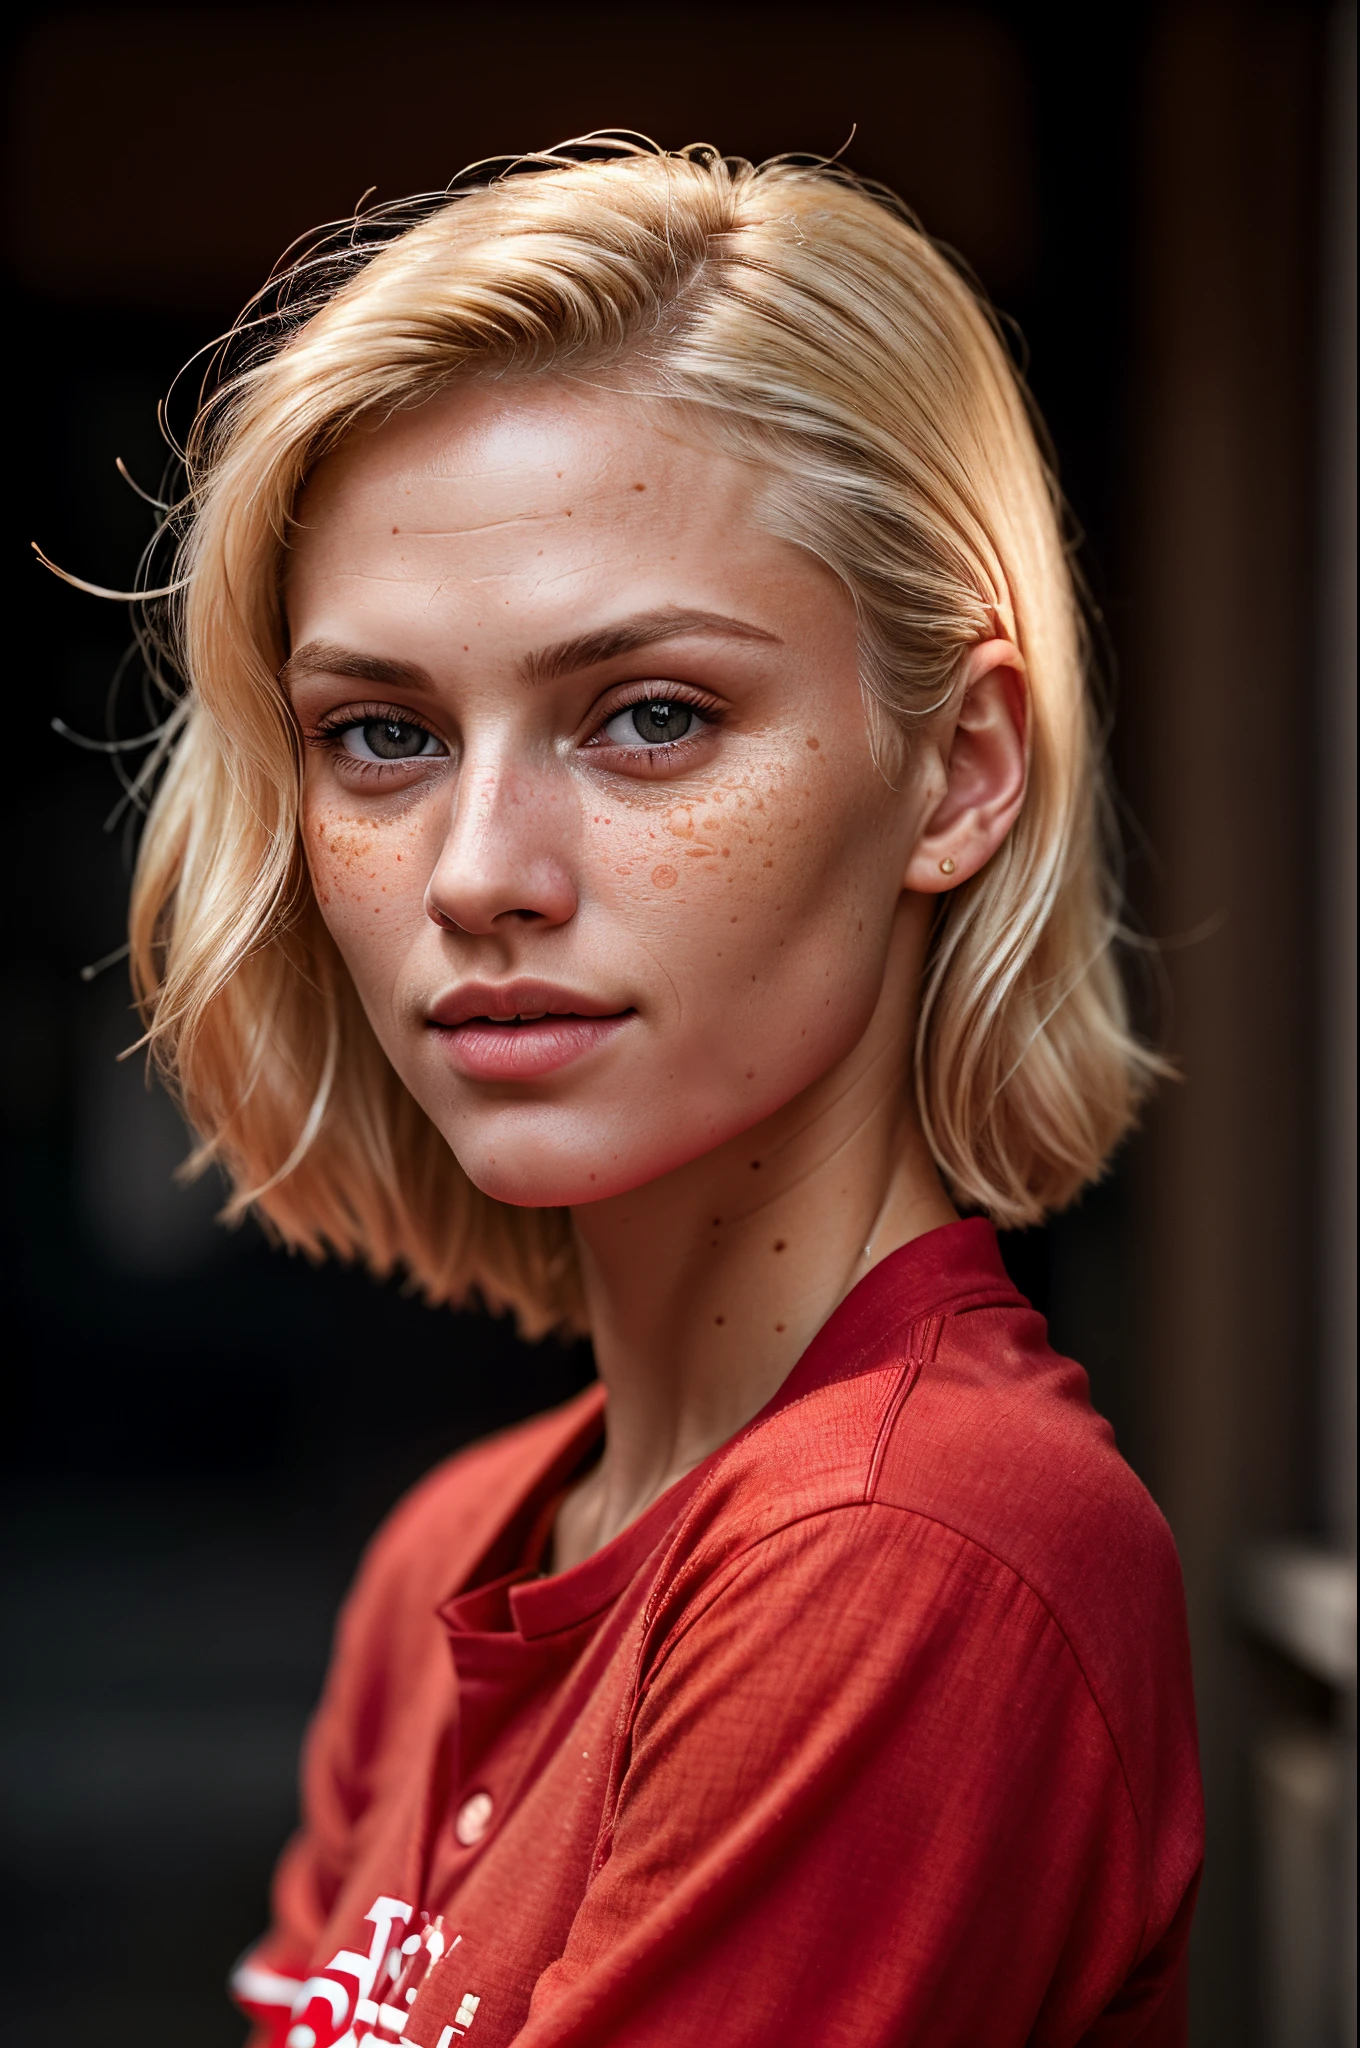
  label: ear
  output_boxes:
[903,639,1029,894]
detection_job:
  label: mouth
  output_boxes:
[427,982,636,1082]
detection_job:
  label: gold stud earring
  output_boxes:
[939,856,957,876]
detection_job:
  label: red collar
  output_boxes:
[442,1218,1017,1644]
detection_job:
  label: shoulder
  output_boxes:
[338,1386,602,1649]
[676,1241,1179,1633]
[877,1298,1198,1822]
[886,1294,1184,1640]
[664,1239,1196,1852]
[303,1386,602,1797]
[291,1387,602,1843]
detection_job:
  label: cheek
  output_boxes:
[303,798,429,986]
[610,752,895,1030]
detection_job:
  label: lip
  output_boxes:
[427,980,636,1082]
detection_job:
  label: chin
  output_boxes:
[450,1136,656,1210]
[436,1089,763,1211]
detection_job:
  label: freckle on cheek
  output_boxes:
[651,865,678,889]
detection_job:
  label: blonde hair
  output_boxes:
[123,141,1159,1336]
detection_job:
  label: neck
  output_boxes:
[553,907,955,1569]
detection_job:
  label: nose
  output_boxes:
[424,757,578,936]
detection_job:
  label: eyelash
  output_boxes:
[303,685,725,776]
[303,702,445,776]
[585,684,724,762]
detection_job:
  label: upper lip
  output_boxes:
[427,980,632,1029]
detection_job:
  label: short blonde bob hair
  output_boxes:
[123,140,1158,1336]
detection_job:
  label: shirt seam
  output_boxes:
[639,1296,1000,1635]
[863,1315,944,1499]
[734,1281,1023,1460]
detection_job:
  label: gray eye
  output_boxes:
[343,719,439,761]
[633,701,692,743]
[603,699,701,747]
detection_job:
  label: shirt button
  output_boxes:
[455,1790,494,1846]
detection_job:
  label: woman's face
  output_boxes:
[285,381,934,1208]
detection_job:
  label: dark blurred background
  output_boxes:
[2,5,1354,2044]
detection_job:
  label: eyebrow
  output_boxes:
[279,608,781,697]
[522,607,782,684]
[279,643,434,694]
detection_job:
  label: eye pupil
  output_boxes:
[631,700,692,744]
[363,718,426,760]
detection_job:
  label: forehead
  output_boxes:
[310,374,724,496]
[291,381,761,591]
[283,378,854,678]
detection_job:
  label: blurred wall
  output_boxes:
[7,7,1037,311]
[2,6,1349,2045]
[1123,10,1355,2041]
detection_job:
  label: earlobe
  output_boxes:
[903,638,1029,894]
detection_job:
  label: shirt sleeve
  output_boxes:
[515,1504,1194,2048]
[229,1491,443,2048]
[229,1601,371,2045]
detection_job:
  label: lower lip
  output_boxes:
[431,1013,635,1081]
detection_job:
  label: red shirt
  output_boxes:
[234,1220,1202,2047]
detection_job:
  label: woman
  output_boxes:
[105,144,1202,2044]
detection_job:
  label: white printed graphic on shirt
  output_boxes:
[233,1892,480,2046]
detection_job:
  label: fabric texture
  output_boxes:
[233,1219,1203,2048]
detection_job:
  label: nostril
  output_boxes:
[425,902,548,931]
[424,863,576,933]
